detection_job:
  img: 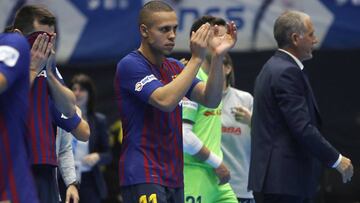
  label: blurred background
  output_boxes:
[1,0,360,202]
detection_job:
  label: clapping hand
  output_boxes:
[209,21,237,56]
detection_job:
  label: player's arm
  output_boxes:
[188,54,224,108]
[52,104,90,142]
[0,34,30,94]
[47,62,76,117]
[70,106,90,142]
[190,22,237,108]
[46,35,76,117]
[57,128,77,187]
[71,118,90,142]
[183,121,230,185]
[149,23,211,112]
[57,128,80,203]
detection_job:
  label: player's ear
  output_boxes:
[140,24,149,38]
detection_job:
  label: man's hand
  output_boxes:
[30,33,52,74]
[335,156,354,183]
[232,105,252,126]
[45,34,57,76]
[82,153,100,167]
[214,162,231,185]
[190,23,211,61]
[209,21,237,56]
[66,184,79,203]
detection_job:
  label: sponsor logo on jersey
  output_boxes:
[222,126,242,135]
[135,74,157,92]
[203,109,221,116]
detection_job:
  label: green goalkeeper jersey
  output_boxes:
[182,68,223,168]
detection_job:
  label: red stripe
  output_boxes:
[165,60,183,185]
[174,61,183,72]
[175,106,183,184]
[141,112,151,183]
[174,106,182,184]
[165,61,176,75]
[36,79,46,163]
[157,66,167,83]
[159,111,169,186]
[0,117,20,202]
[28,89,39,163]
[43,87,54,163]
[152,108,161,184]
[167,109,177,182]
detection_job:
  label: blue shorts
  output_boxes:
[121,183,184,203]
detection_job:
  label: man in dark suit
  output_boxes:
[248,10,354,203]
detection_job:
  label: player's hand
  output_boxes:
[214,162,230,185]
[336,156,354,183]
[66,184,79,203]
[82,153,100,167]
[45,34,56,76]
[190,23,211,61]
[30,33,52,74]
[209,21,237,56]
[231,105,252,126]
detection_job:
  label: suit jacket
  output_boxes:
[248,50,339,197]
[87,112,112,199]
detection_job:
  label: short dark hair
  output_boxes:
[70,74,97,116]
[190,15,226,36]
[13,5,56,35]
[223,53,235,87]
[273,10,308,48]
[138,1,174,27]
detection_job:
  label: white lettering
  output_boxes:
[134,74,157,92]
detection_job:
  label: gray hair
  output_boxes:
[273,10,309,48]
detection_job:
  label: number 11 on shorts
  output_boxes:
[139,194,158,203]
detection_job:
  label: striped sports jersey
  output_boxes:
[115,51,200,187]
[26,61,81,165]
[0,33,39,203]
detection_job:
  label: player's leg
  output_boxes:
[214,183,238,203]
[165,186,184,203]
[184,165,216,203]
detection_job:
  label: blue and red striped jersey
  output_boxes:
[0,33,39,203]
[26,64,81,165]
[115,51,200,188]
